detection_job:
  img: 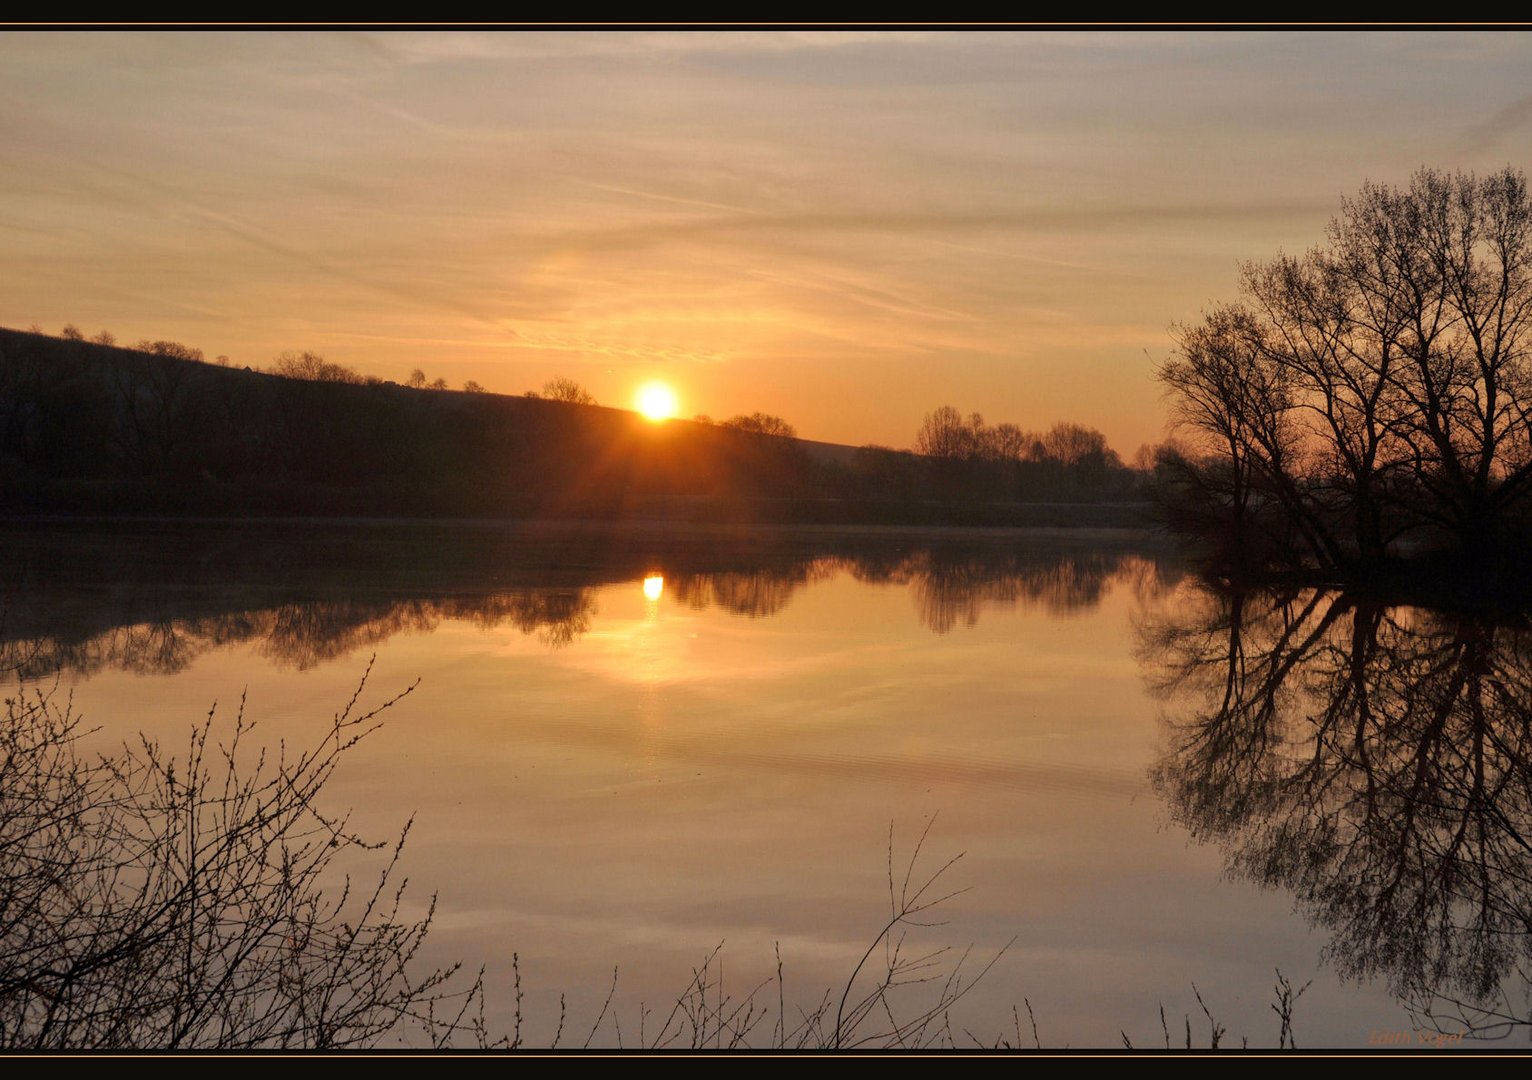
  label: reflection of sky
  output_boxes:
[5,31,1529,453]
[57,560,1410,1047]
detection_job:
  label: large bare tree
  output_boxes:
[1160,168,1532,573]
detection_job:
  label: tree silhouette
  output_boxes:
[914,405,975,460]
[1040,423,1110,468]
[722,412,796,439]
[1159,167,1532,574]
[271,351,365,385]
[0,667,495,1048]
[541,377,596,405]
[136,340,204,364]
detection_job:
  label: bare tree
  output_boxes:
[136,340,204,364]
[986,422,1035,463]
[917,408,1051,464]
[271,351,365,385]
[1160,167,1532,572]
[722,412,796,438]
[1039,423,1111,468]
[541,377,597,405]
[1160,305,1340,566]
[914,405,973,459]
[0,666,496,1049]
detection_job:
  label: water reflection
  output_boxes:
[1,523,1173,679]
[0,591,603,677]
[668,561,839,619]
[1141,584,1532,1034]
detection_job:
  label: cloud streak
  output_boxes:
[550,202,1338,253]
[1458,91,1532,154]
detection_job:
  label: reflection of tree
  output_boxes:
[664,550,1170,630]
[0,589,601,679]
[260,600,441,669]
[1142,584,1532,1033]
[843,550,1167,634]
[908,551,1131,632]
[444,590,596,649]
[669,560,839,619]
[0,534,1174,679]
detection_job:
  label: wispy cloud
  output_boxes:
[2,29,1527,454]
[1458,91,1532,154]
[550,202,1336,253]
[358,29,941,65]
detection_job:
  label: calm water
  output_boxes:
[5,521,1518,1048]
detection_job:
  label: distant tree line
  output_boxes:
[851,405,1144,504]
[36,324,587,398]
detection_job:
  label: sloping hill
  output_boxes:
[0,327,843,517]
[0,327,1146,525]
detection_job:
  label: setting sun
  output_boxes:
[635,381,678,422]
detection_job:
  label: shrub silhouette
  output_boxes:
[0,664,494,1049]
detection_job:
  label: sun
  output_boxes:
[635,381,678,422]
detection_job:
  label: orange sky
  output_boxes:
[3,30,1530,454]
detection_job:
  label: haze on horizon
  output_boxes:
[2,29,1528,454]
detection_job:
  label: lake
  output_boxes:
[3,520,1507,1049]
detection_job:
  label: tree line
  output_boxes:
[875,405,1142,503]
[41,325,621,402]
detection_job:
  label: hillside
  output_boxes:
[0,328,1147,525]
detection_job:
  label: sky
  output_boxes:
[2,29,1530,454]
